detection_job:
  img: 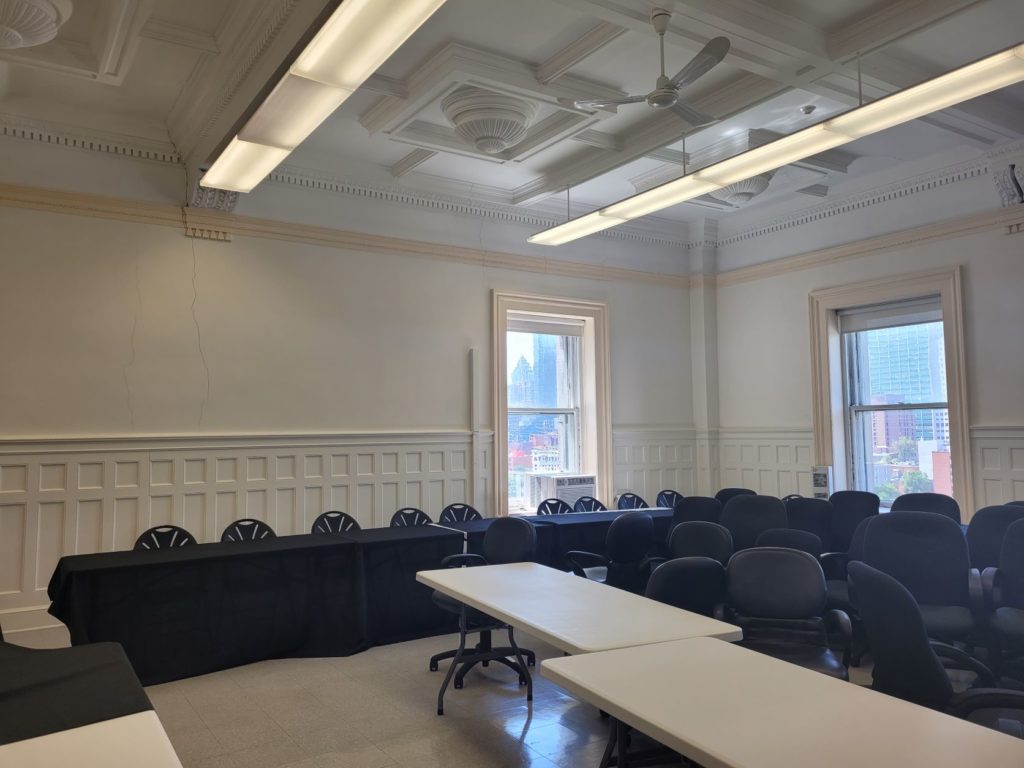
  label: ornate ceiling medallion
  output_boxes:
[441,86,536,155]
[708,173,773,206]
[0,0,72,49]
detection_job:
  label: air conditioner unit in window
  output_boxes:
[528,473,598,509]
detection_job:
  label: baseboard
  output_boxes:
[1,606,69,648]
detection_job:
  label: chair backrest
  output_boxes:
[998,519,1024,609]
[482,517,536,564]
[536,498,574,515]
[781,494,802,503]
[846,515,875,562]
[715,487,755,505]
[848,561,953,710]
[672,496,722,526]
[221,519,276,543]
[606,511,654,564]
[646,557,726,617]
[727,547,827,620]
[134,525,196,551]
[311,510,360,534]
[966,505,1024,570]
[891,493,961,524]
[755,528,823,558]
[828,490,879,553]
[656,489,684,509]
[390,507,433,527]
[719,494,787,551]
[785,497,834,551]
[861,511,970,607]
[617,492,649,510]
[668,521,733,565]
[438,503,482,524]
[573,496,607,513]
[1010,501,1024,507]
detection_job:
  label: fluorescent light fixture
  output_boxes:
[239,74,353,150]
[202,0,447,193]
[292,0,448,90]
[531,42,1024,245]
[198,138,291,194]
[528,211,627,246]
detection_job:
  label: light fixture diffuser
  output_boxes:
[528,211,627,246]
[239,74,353,150]
[601,176,722,220]
[198,138,291,194]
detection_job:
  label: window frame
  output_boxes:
[809,267,974,515]
[493,292,611,516]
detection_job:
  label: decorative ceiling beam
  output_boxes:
[360,73,408,99]
[535,21,627,84]
[826,0,983,60]
[140,18,219,53]
[390,148,436,178]
[571,129,623,151]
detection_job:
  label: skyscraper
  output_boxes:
[533,334,558,407]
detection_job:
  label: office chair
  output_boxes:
[656,489,684,509]
[719,494,787,551]
[828,490,879,553]
[565,511,655,594]
[617,492,649,510]
[861,511,981,644]
[1011,501,1024,508]
[573,496,607,512]
[714,487,755,506]
[983,519,1024,675]
[967,505,1024,570]
[390,507,432,527]
[666,521,733,565]
[311,510,360,534]
[755,528,824,558]
[134,525,195,550]
[439,503,482,524]
[536,498,574,515]
[646,557,726,617]
[820,515,876,666]
[672,496,722,525]
[850,561,1024,738]
[892,492,962,524]
[221,519,276,542]
[428,517,536,715]
[725,547,851,680]
[785,497,834,551]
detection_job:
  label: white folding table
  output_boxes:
[541,636,1024,768]
[0,711,182,768]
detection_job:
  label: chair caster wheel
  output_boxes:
[528,659,536,667]
[429,662,438,671]
[437,708,444,716]
[519,677,527,686]
[454,680,463,689]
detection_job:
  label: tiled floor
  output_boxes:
[149,632,875,768]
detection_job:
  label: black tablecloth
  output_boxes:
[48,535,364,685]
[515,508,675,564]
[0,641,151,745]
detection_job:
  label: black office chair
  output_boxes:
[221,519,276,542]
[536,498,573,515]
[715,487,755,506]
[861,511,980,644]
[429,517,536,715]
[724,548,851,680]
[646,557,726,617]
[565,511,655,594]
[892,492,962,524]
[672,496,722,525]
[666,521,733,565]
[1011,501,1024,508]
[850,560,1024,737]
[967,505,1024,570]
[820,515,876,666]
[134,525,196,550]
[390,507,432,527]
[311,510,360,534]
[755,528,823,557]
[828,490,879,553]
[573,496,607,512]
[983,519,1024,674]
[656,489,683,509]
[781,494,802,503]
[439,504,482,524]
[785,497,834,551]
[719,494,787,551]
[617,492,649,510]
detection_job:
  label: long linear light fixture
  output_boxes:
[201,0,447,193]
[529,43,1024,246]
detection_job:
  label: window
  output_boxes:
[840,300,951,504]
[494,293,611,515]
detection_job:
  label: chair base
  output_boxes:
[430,625,535,715]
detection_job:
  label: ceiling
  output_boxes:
[1,0,1022,229]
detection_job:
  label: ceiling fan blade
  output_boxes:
[670,36,730,89]
[569,94,646,110]
[671,101,718,128]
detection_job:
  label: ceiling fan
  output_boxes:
[567,8,730,128]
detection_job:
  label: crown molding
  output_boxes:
[0,112,180,165]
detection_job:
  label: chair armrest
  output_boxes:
[641,556,667,573]
[820,552,848,581]
[982,566,1002,609]
[931,641,996,687]
[947,688,1024,719]
[564,551,609,578]
[825,609,853,643]
[968,567,984,617]
[440,553,488,569]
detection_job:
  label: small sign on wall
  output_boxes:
[811,466,833,499]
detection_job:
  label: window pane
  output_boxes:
[846,321,947,405]
[507,332,578,408]
[850,408,953,504]
[507,412,578,512]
